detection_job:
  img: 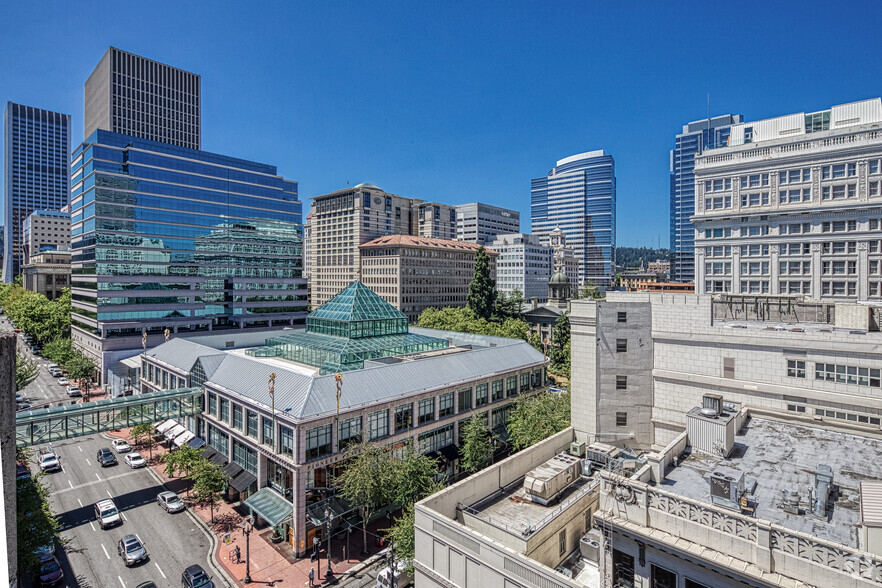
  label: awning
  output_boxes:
[174,430,196,447]
[119,356,141,369]
[201,447,218,462]
[230,470,257,493]
[306,496,356,527]
[207,450,227,466]
[439,444,459,463]
[188,437,206,449]
[243,487,292,527]
[156,419,177,434]
[164,424,185,440]
[223,461,243,479]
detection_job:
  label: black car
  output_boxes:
[181,564,214,588]
[97,448,117,467]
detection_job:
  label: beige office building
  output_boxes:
[22,250,70,300]
[416,202,458,239]
[360,235,497,322]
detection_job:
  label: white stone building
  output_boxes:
[693,97,882,301]
[490,233,553,301]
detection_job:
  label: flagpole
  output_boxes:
[269,373,276,451]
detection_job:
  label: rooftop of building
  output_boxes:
[104,46,200,77]
[26,210,71,219]
[360,234,498,255]
[555,150,606,167]
[659,416,882,548]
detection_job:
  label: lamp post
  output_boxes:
[241,516,254,584]
[325,506,333,577]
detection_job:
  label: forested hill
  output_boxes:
[616,247,670,269]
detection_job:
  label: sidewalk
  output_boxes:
[106,427,389,587]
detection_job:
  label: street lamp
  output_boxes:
[241,516,254,584]
[325,506,333,577]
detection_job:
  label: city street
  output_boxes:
[1,319,76,410]
[35,432,226,588]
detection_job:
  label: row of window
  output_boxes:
[788,360,881,387]
[143,362,185,391]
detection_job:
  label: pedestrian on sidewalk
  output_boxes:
[234,545,241,564]
[308,568,315,587]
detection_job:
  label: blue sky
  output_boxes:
[2,0,881,246]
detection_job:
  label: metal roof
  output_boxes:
[309,281,406,323]
[144,338,226,373]
[861,481,882,527]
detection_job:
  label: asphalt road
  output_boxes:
[0,318,74,410]
[33,432,226,588]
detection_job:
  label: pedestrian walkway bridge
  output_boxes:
[15,387,203,447]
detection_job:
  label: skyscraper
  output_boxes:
[3,102,71,282]
[84,47,201,149]
[669,114,742,283]
[455,202,520,245]
[531,150,616,287]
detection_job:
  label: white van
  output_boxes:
[95,499,122,530]
[376,561,412,588]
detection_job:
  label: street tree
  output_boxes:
[16,474,60,572]
[392,442,442,507]
[386,505,416,575]
[43,337,75,367]
[130,423,157,461]
[162,445,205,495]
[65,351,96,381]
[337,442,397,553]
[190,460,229,524]
[16,351,38,391]
[467,246,496,320]
[459,413,493,474]
[507,391,571,451]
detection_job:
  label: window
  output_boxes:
[262,416,274,448]
[162,370,168,389]
[616,339,627,353]
[232,404,243,430]
[617,311,627,323]
[369,409,389,440]
[219,398,229,423]
[558,529,567,557]
[520,373,530,392]
[616,412,627,427]
[491,380,504,402]
[418,398,435,425]
[458,388,472,412]
[305,425,332,460]
[338,416,362,450]
[207,425,229,456]
[613,550,635,588]
[439,392,455,417]
[651,565,678,588]
[475,383,489,407]
[394,403,413,432]
[723,357,735,379]
[280,425,295,459]
[815,363,881,387]
[616,376,627,390]
[246,410,258,439]
[208,392,217,416]
[506,375,518,397]
[232,439,257,476]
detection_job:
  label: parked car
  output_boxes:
[34,539,54,558]
[118,534,148,566]
[32,346,41,355]
[67,386,81,397]
[112,439,131,453]
[94,499,121,529]
[38,450,61,473]
[57,377,69,386]
[48,368,61,377]
[17,403,32,412]
[135,582,158,588]
[37,554,64,586]
[181,564,214,588]
[16,462,31,480]
[97,448,117,467]
[15,392,24,402]
[124,452,147,468]
[157,491,185,513]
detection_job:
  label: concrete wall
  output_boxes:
[569,301,599,444]
[0,334,17,586]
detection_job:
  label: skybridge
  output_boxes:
[15,387,203,447]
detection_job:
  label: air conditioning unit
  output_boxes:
[703,393,723,416]
[709,467,744,502]
[580,529,603,563]
[570,442,586,457]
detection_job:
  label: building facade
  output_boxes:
[69,130,304,382]
[548,227,580,295]
[84,47,201,150]
[140,283,548,558]
[490,233,552,301]
[359,235,498,322]
[693,97,882,301]
[646,258,670,275]
[3,102,71,282]
[416,202,457,240]
[22,209,70,265]
[670,114,742,283]
[618,271,662,291]
[532,151,616,288]
[455,202,520,246]
[309,184,422,308]
[23,250,70,300]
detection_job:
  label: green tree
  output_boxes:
[459,413,493,474]
[190,460,229,524]
[64,351,96,381]
[337,442,397,553]
[507,391,571,451]
[467,246,496,320]
[392,442,441,507]
[576,283,602,300]
[130,423,157,461]
[386,505,416,575]
[162,445,205,495]
[17,474,60,572]
[548,314,571,378]
[43,337,75,366]
[527,331,544,354]
[16,351,38,391]
[415,307,531,341]
[494,288,524,321]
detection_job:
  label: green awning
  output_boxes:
[244,487,293,527]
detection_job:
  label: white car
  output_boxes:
[112,439,131,453]
[124,452,147,468]
[67,386,81,397]
[57,377,69,386]
[39,452,61,473]
[95,499,121,529]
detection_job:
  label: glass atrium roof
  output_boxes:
[247,281,447,373]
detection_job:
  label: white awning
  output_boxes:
[164,424,186,440]
[119,356,142,369]
[174,430,196,447]
[156,419,177,434]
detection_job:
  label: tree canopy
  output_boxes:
[416,306,531,340]
[548,314,571,378]
[507,391,571,451]
[17,473,60,572]
[467,246,496,320]
[459,413,493,474]
[16,351,39,391]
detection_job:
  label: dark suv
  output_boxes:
[181,564,214,588]
[97,448,117,467]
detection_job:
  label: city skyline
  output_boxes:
[1,1,881,248]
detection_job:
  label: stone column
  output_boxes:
[859,241,870,301]
[732,250,742,293]
[292,466,307,557]
[812,242,823,298]
[770,245,780,294]
[695,248,706,294]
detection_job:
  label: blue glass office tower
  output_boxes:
[669,114,742,283]
[531,150,616,287]
[70,130,304,378]
[3,102,71,282]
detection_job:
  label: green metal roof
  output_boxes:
[309,281,407,323]
[244,487,293,527]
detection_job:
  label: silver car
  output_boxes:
[157,491,186,513]
[118,534,147,566]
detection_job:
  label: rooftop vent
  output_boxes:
[703,394,723,416]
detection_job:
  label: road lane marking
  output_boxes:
[54,469,142,494]
[155,563,166,579]
[106,490,113,499]
[89,521,95,531]
[78,446,83,453]
[118,576,126,588]
[86,459,92,466]
[68,480,73,489]
[101,543,110,559]
[96,473,101,481]
[77,498,83,507]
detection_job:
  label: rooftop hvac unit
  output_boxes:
[710,467,745,504]
[585,443,620,466]
[703,393,723,416]
[570,442,586,457]
[580,529,603,563]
